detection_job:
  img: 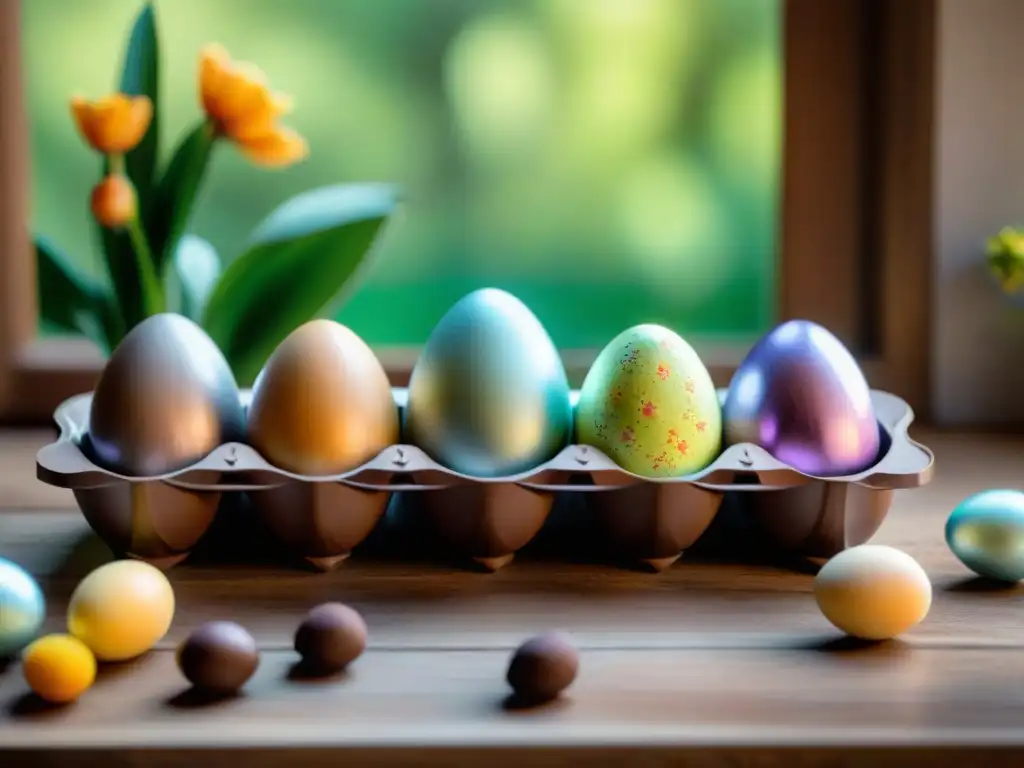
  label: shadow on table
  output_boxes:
[945,575,1021,594]
[164,686,247,710]
[5,692,72,720]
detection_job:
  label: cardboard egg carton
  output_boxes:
[36,388,933,572]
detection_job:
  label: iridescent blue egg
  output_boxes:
[722,320,880,476]
[0,557,45,658]
[405,288,573,478]
[946,490,1024,582]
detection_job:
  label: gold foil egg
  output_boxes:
[87,313,246,476]
[247,319,399,475]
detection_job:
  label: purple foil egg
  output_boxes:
[723,320,880,476]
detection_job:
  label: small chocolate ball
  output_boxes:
[294,602,367,674]
[506,631,579,704]
[177,621,259,695]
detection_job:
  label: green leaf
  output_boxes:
[96,225,141,332]
[202,183,399,386]
[171,234,221,320]
[115,2,159,219]
[149,121,217,274]
[35,236,122,353]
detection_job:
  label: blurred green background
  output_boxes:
[24,0,781,349]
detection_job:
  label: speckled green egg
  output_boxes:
[577,324,722,478]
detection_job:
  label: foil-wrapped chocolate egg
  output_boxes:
[0,557,45,658]
[247,320,399,475]
[87,313,245,476]
[723,320,879,476]
[405,288,573,477]
[946,490,1024,582]
[576,324,722,477]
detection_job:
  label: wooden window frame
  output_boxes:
[0,0,934,425]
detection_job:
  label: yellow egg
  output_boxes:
[814,545,932,641]
[22,634,97,704]
[247,319,400,475]
[68,560,175,661]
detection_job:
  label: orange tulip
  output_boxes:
[71,94,152,155]
[198,44,308,168]
[90,174,136,228]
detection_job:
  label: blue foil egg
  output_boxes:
[722,319,880,476]
[0,557,45,658]
[405,288,573,477]
[946,490,1024,582]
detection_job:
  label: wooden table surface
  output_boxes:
[2,428,1024,766]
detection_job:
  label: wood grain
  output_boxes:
[1,425,1024,764]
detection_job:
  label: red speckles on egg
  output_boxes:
[656,363,670,380]
[641,401,657,418]
[620,427,635,445]
[696,421,707,432]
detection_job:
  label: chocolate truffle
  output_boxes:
[294,602,367,674]
[177,621,259,695]
[506,631,579,704]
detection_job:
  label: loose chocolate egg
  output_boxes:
[814,545,932,640]
[405,288,573,477]
[177,621,260,695]
[506,631,579,703]
[576,324,722,477]
[247,320,399,475]
[946,490,1024,582]
[723,320,879,476]
[294,602,367,674]
[87,313,245,476]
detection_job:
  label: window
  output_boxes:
[0,0,934,424]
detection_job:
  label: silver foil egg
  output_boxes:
[946,490,1024,582]
[405,288,573,477]
[0,556,45,657]
[87,313,246,476]
[722,319,880,476]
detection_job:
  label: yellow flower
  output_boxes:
[70,94,152,154]
[90,174,136,228]
[198,44,308,168]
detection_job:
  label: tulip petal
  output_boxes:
[222,89,294,142]
[237,125,308,168]
[196,43,299,149]
[69,94,153,154]
[199,44,231,116]
[70,96,102,149]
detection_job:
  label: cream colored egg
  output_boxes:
[68,560,176,662]
[248,320,399,475]
[814,545,932,641]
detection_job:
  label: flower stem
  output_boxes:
[108,152,125,176]
[125,214,166,316]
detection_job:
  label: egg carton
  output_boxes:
[36,388,933,572]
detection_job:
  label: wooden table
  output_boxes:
[2,428,1024,766]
